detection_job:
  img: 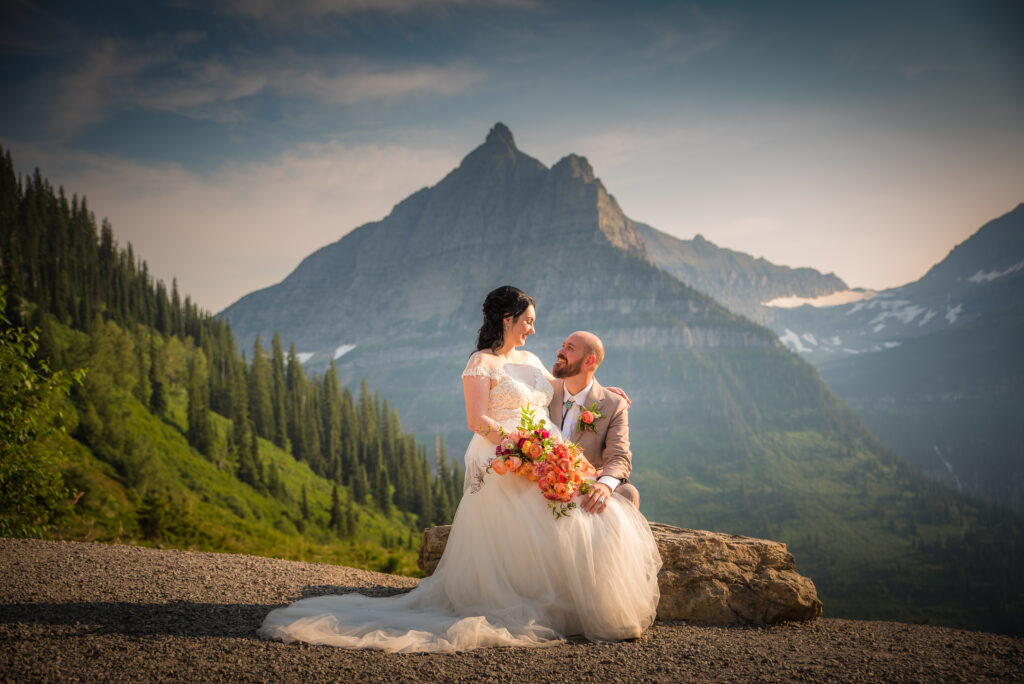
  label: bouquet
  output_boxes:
[487,405,598,518]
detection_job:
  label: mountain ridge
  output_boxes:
[636,223,848,322]
[795,204,1024,512]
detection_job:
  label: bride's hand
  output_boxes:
[606,386,631,405]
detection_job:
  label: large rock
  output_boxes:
[418,521,822,626]
[647,522,822,625]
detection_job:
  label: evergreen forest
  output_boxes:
[0,147,463,574]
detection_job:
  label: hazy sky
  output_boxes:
[2,0,1022,312]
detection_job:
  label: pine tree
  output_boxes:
[266,461,284,499]
[329,484,342,532]
[352,463,369,505]
[344,501,357,538]
[300,484,309,520]
[186,349,213,457]
[270,332,288,449]
[148,338,167,416]
[374,467,392,515]
[248,337,273,440]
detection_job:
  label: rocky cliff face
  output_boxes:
[221,123,774,357]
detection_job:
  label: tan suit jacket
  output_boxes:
[548,378,632,483]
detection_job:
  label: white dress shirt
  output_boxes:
[560,380,620,493]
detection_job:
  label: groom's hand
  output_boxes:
[581,482,612,514]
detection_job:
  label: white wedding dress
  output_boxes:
[258,351,661,652]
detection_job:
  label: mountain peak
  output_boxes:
[485,122,516,150]
[552,154,595,183]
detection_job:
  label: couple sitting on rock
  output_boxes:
[261,285,660,651]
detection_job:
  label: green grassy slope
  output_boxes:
[42,316,424,576]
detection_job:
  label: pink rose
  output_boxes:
[581,411,594,424]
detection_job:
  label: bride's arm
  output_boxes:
[463,376,505,445]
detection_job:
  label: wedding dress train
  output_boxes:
[258,352,661,652]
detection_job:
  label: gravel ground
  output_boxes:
[1,538,1021,683]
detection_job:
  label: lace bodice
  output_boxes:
[462,350,554,426]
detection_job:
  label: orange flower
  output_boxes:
[530,443,543,459]
[581,410,594,424]
[553,482,568,498]
[491,458,507,475]
[506,456,522,473]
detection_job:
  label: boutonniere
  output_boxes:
[576,402,604,433]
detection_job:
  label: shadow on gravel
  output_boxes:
[298,585,414,600]
[0,602,271,639]
[0,586,417,640]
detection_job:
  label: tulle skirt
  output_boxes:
[258,433,662,652]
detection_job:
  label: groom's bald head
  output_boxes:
[553,331,606,381]
[572,331,605,368]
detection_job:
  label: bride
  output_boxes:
[259,286,662,652]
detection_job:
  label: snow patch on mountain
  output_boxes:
[764,289,876,308]
[296,352,314,364]
[945,304,963,324]
[968,258,1024,283]
[863,300,928,328]
[919,310,936,327]
[779,329,811,353]
[334,344,356,359]
[933,445,964,492]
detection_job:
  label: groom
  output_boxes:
[548,331,640,513]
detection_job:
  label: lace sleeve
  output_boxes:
[462,351,503,380]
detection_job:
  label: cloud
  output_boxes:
[3,137,463,313]
[52,39,164,136]
[217,0,540,20]
[640,6,729,66]
[271,60,483,105]
[49,36,484,136]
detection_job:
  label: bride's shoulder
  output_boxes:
[517,349,544,366]
[518,350,554,379]
[462,350,504,379]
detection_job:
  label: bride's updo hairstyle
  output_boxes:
[476,286,535,353]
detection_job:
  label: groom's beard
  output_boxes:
[552,356,582,379]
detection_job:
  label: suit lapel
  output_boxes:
[572,380,605,443]
[550,380,564,430]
